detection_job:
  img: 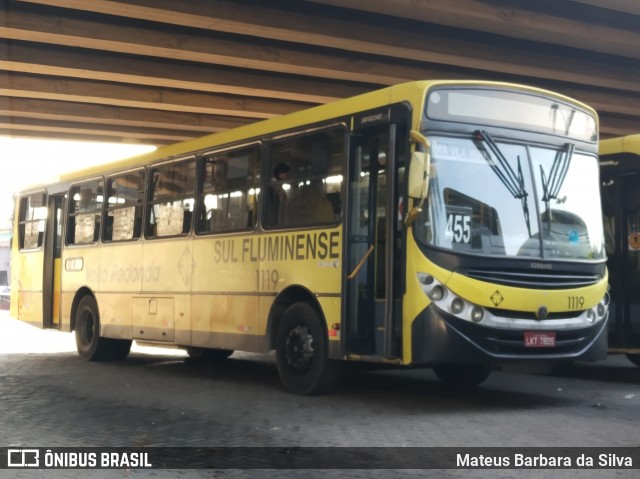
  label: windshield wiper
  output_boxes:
[540,143,574,203]
[539,143,574,230]
[474,130,532,236]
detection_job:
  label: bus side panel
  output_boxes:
[61,246,100,332]
[140,239,193,345]
[402,230,452,365]
[192,236,259,351]
[264,229,343,357]
[14,250,45,328]
[317,296,342,357]
[93,241,143,339]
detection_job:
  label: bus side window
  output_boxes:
[147,159,196,238]
[265,128,345,229]
[18,193,47,250]
[196,146,260,235]
[104,170,145,242]
[67,180,104,245]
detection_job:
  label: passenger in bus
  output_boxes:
[285,178,335,225]
[264,163,290,227]
[206,161,231,231]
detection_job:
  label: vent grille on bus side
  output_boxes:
[465,269,601,289]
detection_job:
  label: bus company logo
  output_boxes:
[530,262,553,270]
[7,449,40,468]
[490,290,504,307]
[317,259,339,268]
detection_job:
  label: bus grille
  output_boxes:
[465,269,600,289]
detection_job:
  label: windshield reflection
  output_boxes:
[415,136,605,261]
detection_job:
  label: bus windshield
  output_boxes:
[415,135,605,260]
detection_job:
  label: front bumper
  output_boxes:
[410,305,608,365]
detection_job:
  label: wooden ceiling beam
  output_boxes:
[598,114,640,139]
[0,72,307,119]
[4,1,640,94]
[570,0,640,16]
[0,97,252,133]
[15,0,640,63]
[305,0,640,60]
[17,0,640,61]
[0,128,174,145]
[0,46,366,106]
[0,117,194,144]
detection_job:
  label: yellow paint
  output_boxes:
[11,80,602,366]
[52,258,61,325]
[600,134,640,156]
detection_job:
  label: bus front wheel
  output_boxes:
[275,302,338,395]
[433,363,491,387]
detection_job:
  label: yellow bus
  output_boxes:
[599,134,640,367]
[11,80,609,394]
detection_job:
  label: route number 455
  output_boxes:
[447,213,471,244]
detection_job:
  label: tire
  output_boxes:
[626,353,640,368]
[186,347,234,360]
[74,295,115,361]
[433,363,491,387]
[107,339,132,361]
[275,302,339,395]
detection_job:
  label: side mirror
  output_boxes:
[408,151,428,199]
[405,131,431,226]
[408,131,430,200]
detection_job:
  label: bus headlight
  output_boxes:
[417,273,487,324]
[429,285,446,301]
[586,309,596,323]
[471,306,484,323]
[450,297,465,314]
[596,302,606,317]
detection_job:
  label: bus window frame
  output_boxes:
[17,190,48,251]
[145,156,197,240]
[262,123,348,231]
[195,141,262,236]
[66,177,105,247]
[102,167,146,244]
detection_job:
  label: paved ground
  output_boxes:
[1,311,639,479]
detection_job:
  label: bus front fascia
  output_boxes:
[405,130,430,226]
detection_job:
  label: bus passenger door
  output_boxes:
[345,114,406,359]
[42,193,64,329]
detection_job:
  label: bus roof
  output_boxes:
[600,134,640,157]
[21,79,597,191]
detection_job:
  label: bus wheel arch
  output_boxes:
[267,286,327,350]
[72,288,131,361]
[268,286,338,395]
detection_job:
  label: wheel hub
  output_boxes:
[285,325,314,373]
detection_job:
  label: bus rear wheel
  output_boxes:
[74,295,126,361]
[275,302,338,395]
[433,363,491,387]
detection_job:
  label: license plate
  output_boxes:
[524,332,556,348]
